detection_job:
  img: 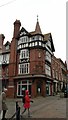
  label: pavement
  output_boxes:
[0,94,68,119]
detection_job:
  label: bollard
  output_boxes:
[16,101,20,120]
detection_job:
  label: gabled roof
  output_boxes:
[44,33,55,52]
[44,33,51,41]
[17,27,30,38]
[20,27,29,34]
[0,41,10,54]
[16,19,55,52]
[5,41,11,46]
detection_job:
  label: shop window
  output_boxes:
[17,80,32,97]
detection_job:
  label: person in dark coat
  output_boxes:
[21,90,33,117]
[2,88,8,120]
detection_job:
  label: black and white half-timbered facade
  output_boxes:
[0,19,67,98]
[14,19,56,97]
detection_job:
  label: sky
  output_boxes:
[0,0,67,63]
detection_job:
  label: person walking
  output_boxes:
[21,90,33,117]
[2,88,8,120]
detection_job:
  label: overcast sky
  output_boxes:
[0,0,67,63]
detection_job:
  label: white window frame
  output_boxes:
[20,49,29,59]
[35,35,42,40]
[18,63,29,74]
[46,51,51,63]
[39,41,42,46]
[32,42,34,46]
[45,64,51,76]
[0,54,10,64]
[17,80,32,96]
[35,41,37,46]
[18,36,28,45]
[47,40,51,48]
[6,54,10,63]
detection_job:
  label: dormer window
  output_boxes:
[6,45,9,50]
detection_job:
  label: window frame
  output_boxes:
[45,64,51,76]
[18,63,29,74]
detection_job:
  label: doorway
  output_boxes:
[37,80,42,96]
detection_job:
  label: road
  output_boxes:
[0,95,67,119]
[31,96,66,118]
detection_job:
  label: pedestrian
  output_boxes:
[21,90,33,117]
[2,88,8,120]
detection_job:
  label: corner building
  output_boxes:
[8,19,55,98]
[0,19,67,98]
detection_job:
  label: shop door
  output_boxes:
[37,80,41,95]
[46,86,49,95]
[46,83,49,95]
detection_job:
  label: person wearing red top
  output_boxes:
[21,90,33,117]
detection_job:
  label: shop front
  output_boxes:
[53,80,58,94]
[17,80,32,97]
[15,77,53,98]
[46,80,52,96]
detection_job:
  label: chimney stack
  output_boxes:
[0,34,5,46]
[13,19,21,38]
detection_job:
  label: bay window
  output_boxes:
[45,64,51,76]
[45,51,51,63]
